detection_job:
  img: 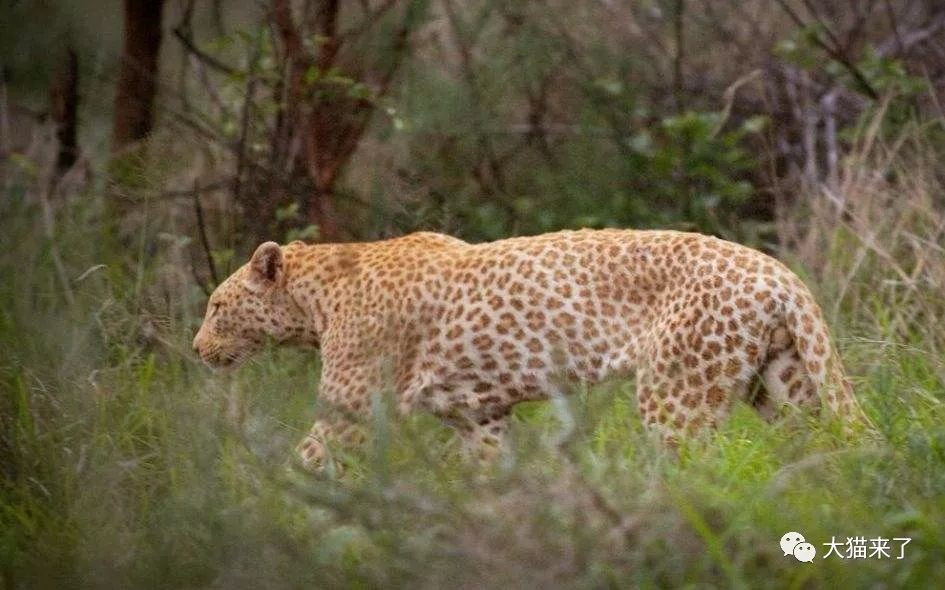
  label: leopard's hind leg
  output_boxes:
[756,346,819,421]
[635,337,753,444]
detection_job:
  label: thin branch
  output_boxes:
[822,90,839,190]
[712,69,763,136]
[800,0,844,51]
[190,264,212,297]
[175,0,198,110]
[271,0,305,174]
[340,0,398,41]
[193,181,221,287]
[882,0,903,54]
[272,0,303,58]
[673,0,686,114]
[150,178,234,200]
[190,54,234,121]
[162,98,233,147]
[0,68,10,158]
[373,0,422,93]
[50,46,80,178]
[312,0,341,70]
[775,0,879,100]
[877,10,945,57]
[234,40,262,205]
[442,0,508,195]
[39,183,76,308]
[522,74,558,165]
[212,0,226,36]
[172,26,239,76]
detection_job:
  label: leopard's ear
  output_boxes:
[246,241,284,290]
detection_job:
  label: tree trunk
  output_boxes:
[269,0,426,242]
[111,0,165,152]
[272,0,345,242]
[50,47,79,176]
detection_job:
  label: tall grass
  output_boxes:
[2,122,945,588]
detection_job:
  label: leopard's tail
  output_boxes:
[826,348,874,429]
[784,297,873,431]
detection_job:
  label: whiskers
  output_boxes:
[227,348,259,368]
[196,339,262,371]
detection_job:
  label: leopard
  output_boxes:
[192,229,867,468]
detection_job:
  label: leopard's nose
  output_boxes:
[192,334,201,354]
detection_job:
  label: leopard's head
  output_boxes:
[193,242,306,369]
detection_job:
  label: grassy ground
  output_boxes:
[2,154,945,589]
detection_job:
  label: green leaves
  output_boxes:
[776,24,926,104]
[858,46,927,97]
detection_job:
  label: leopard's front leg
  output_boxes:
[296,415,367,472]
[295,344,381,472]
[439,404,512,464]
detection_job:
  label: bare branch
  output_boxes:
[193,180,220,287]
[340,0,398,41]
[172,26,238,77]
[877,10,945,56]
[673,0,686,113]
[234,42,263,206]
[774,0,879,100]
[149,178,234,200]
[883,0,904,54]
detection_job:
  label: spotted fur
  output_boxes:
[193,229,864,466]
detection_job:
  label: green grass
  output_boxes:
[2,191,945,589]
